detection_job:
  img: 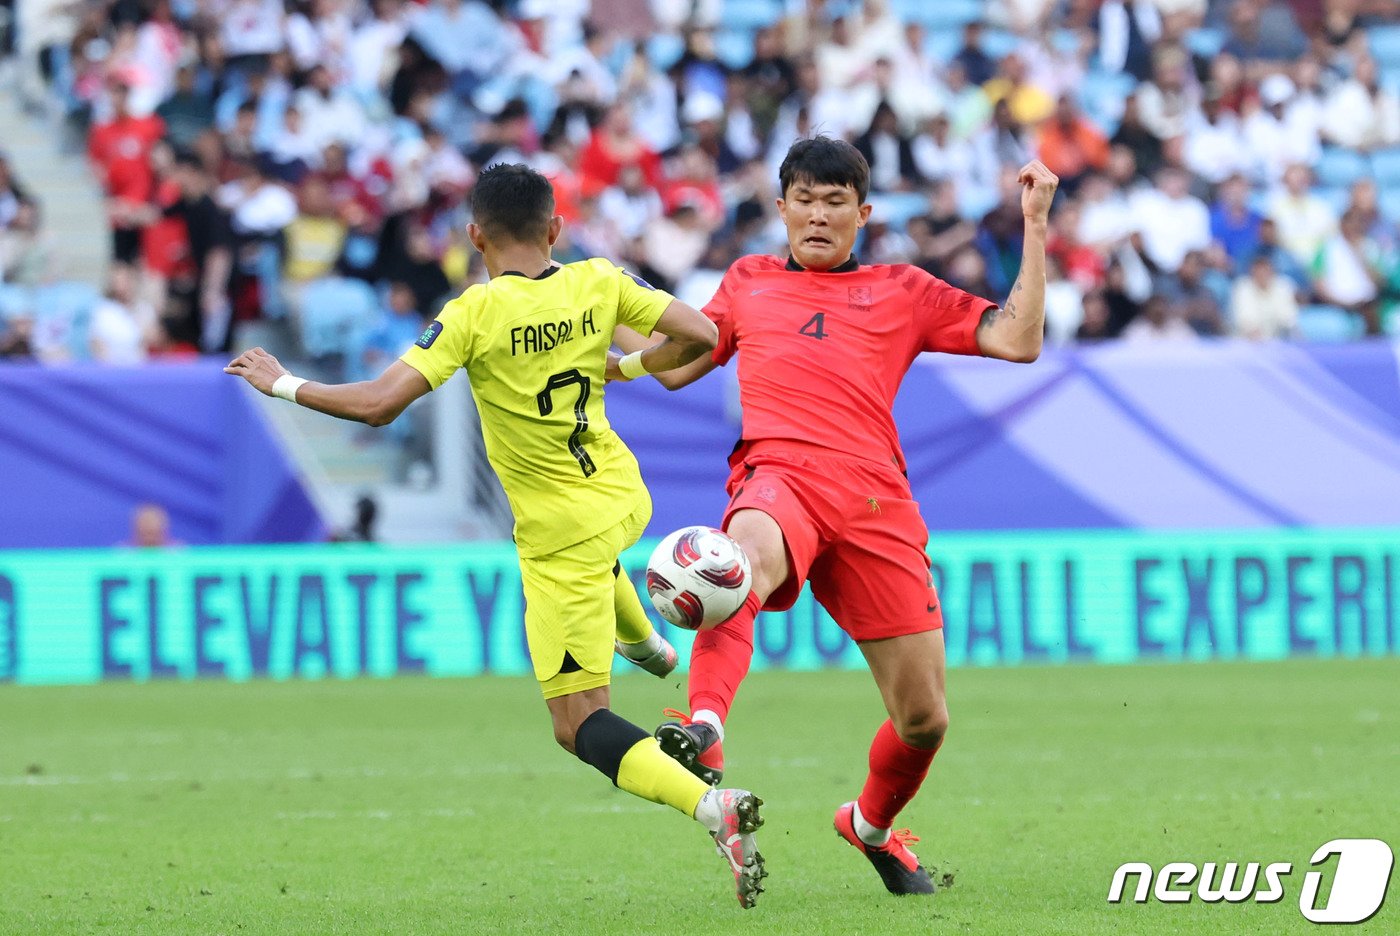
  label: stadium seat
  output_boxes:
[0,283,29,321]
[715,29,757,70]
[720,0,780,31]
[867,191,928,229]
[1315,148,1369,189]
[1296,305,1364,343]
[891,0,981,29]
[957,187,1000,222]
[297,277,380,362]
[1078,70,1136,130]
[646,33,684,70]
[1370,147,1400,186]
[1368,24,1400,68]
[1184,27,1226,58]
[1380,188,1400,223]
[980,29,1021,61]
[1316,186,1350,216]
[922,30,962,64]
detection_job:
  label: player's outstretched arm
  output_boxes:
[976,160,1058,364]
[225,347,431,426]
[608,299,719,390]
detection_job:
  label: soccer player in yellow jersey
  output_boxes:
[224,164,768,908]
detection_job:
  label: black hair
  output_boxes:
[778,136,870,203]
[471,163,555,244]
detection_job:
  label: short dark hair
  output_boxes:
[778,136,870,203]
[471,163,555,244]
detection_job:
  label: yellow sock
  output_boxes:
[616,736,708,818]
[613,564,655,646]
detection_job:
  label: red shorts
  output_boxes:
[721,439,944,642]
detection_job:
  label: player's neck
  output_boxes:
[483,245,554,281]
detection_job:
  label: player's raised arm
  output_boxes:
[224,347,431,427]
[975,160,1059,364]
[609,299,719,390]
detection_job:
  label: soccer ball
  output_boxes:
[645,526,752,631]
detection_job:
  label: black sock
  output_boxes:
[573,709,649,785]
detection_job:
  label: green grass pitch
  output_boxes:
[2,658,1396,935]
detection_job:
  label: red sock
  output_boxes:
[856,719,941,830]
[687,591,760,722]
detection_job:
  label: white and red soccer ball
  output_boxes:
[645,526,752,631]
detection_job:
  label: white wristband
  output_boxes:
[618,350,649,380]
[272,374,308,403]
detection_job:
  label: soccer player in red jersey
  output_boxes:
[610,137,1057,896]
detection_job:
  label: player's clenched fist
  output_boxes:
[1018,160,1059,223]
[224,346,290,396]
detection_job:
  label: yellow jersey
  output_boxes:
[400,259,672,557]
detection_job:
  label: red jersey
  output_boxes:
[703,254,993,472]
[88,114,165,202]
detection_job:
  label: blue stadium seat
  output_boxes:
[646,33,684,70]
[1370,147,1400,186]
[1078,70,1136,129]
[957,187,1000,222]
[1315,148,1369,188]
[720,0,780,31]
[1296,305,1364,343]
[1380,188,1400,223]
[1051,28,1080,55]
[1184,27,1226,58]
[297,277,380,361]
[715,29,756,70]
[1316,186,1350,216]
[0,283,29,321]
[867,192,928,229]
[892,0,982,29]
[980,28,1021,61]
[922,30,962,64]
[1368,24,1400,68]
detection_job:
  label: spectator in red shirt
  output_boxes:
[87,78,166,265]
[578,103,663,192]
[1036,94,1110,195]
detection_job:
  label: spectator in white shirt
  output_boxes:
[89,265,156,364]
[598,164,663,242]
[1130,166,1211,273]
[1267,163,1337,268]
[293,64,368,152]
[1184,83,1249,183]
[1230,252,1298,339]
[1135,45,1194,141]
[912,111,987,201]
[1243,73,1320,183]
[1322,55,1400,151]
[1122,294,1199,343]
[1315,208,1383,333]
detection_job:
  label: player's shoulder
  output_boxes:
[564,257,661,292]
[726,253,786,278]
[860,262,942,296]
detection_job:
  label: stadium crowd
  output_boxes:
[2,0,1400,368]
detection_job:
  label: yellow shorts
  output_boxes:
[520,497,651,699]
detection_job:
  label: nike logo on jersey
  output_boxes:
[749,288,774,296]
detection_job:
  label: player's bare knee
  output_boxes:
[896,705,949,749]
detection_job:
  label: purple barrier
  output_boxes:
[0,362,325,547]
[607,340,1400,535]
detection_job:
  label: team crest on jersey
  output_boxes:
[415,320,444,349]
[848,286,872,308]
[626,271,656,291]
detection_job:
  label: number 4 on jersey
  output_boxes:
[798,312,827,340]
